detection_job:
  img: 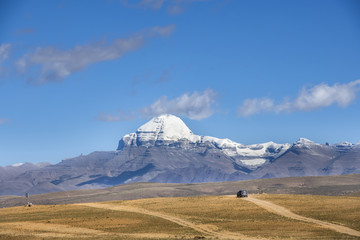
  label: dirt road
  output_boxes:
[244,196,360,238]
[80,202,267,240]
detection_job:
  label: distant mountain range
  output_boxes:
[2,174,360,208]
[1,114,359,196]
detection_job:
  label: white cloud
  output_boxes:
[238,80,360,117]
[16,25,175,84]
[293,80,360,111]
[96,89,217,122]
[238,98,274,117]
[142,89,217,120]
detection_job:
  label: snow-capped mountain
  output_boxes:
[1,114,359,196]
[118,114,291,169]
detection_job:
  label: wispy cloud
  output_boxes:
[95,111,136,122]
[120,0,165,10]
[156,69,171,83]
[0,44,11,60]
[138,0,165,10]
[16,37,144,84]
[238,80,360,117]
[95,112,122,122]
[0,43,11,76]
[0,118,11,125]
[142,89,217,120]
[121,0,208,15]
[16,25,175,84]
[148,24,175,37]
[14,28,35,35]
[168,0,209,15]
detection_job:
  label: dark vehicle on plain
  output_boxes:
[237,190,248,198]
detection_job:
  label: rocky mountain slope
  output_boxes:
[118,114,291,169]
[251,138,360,178]
[1,114,359,195]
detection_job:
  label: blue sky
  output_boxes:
[1,0,360,166]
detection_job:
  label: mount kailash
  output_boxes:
[1,114,359,195]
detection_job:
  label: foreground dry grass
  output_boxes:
[0,194,359,239]
[0,204,195,240]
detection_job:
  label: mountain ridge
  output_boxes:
[1,114,359,196]
[118,114,292,169]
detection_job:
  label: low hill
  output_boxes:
[1,174,359,208]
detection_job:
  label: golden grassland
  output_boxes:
[0,204,196,240]
[256,194,360,231]
[0,194,359,240]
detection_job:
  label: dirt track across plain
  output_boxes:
[79,202,267,240]
[244,195,360,238]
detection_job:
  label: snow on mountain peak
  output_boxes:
[118,114,291,168]
[11,163,24,167]
[295,138,315,144]
[335,141,353,147]
[298,138,312,142]
[136,114,196,142]
[293,138,321,149]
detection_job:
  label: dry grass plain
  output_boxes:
[0,194,359,240]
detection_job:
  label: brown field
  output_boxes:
[0,194,359,240]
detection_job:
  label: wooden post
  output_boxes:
[25,193,30,206]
